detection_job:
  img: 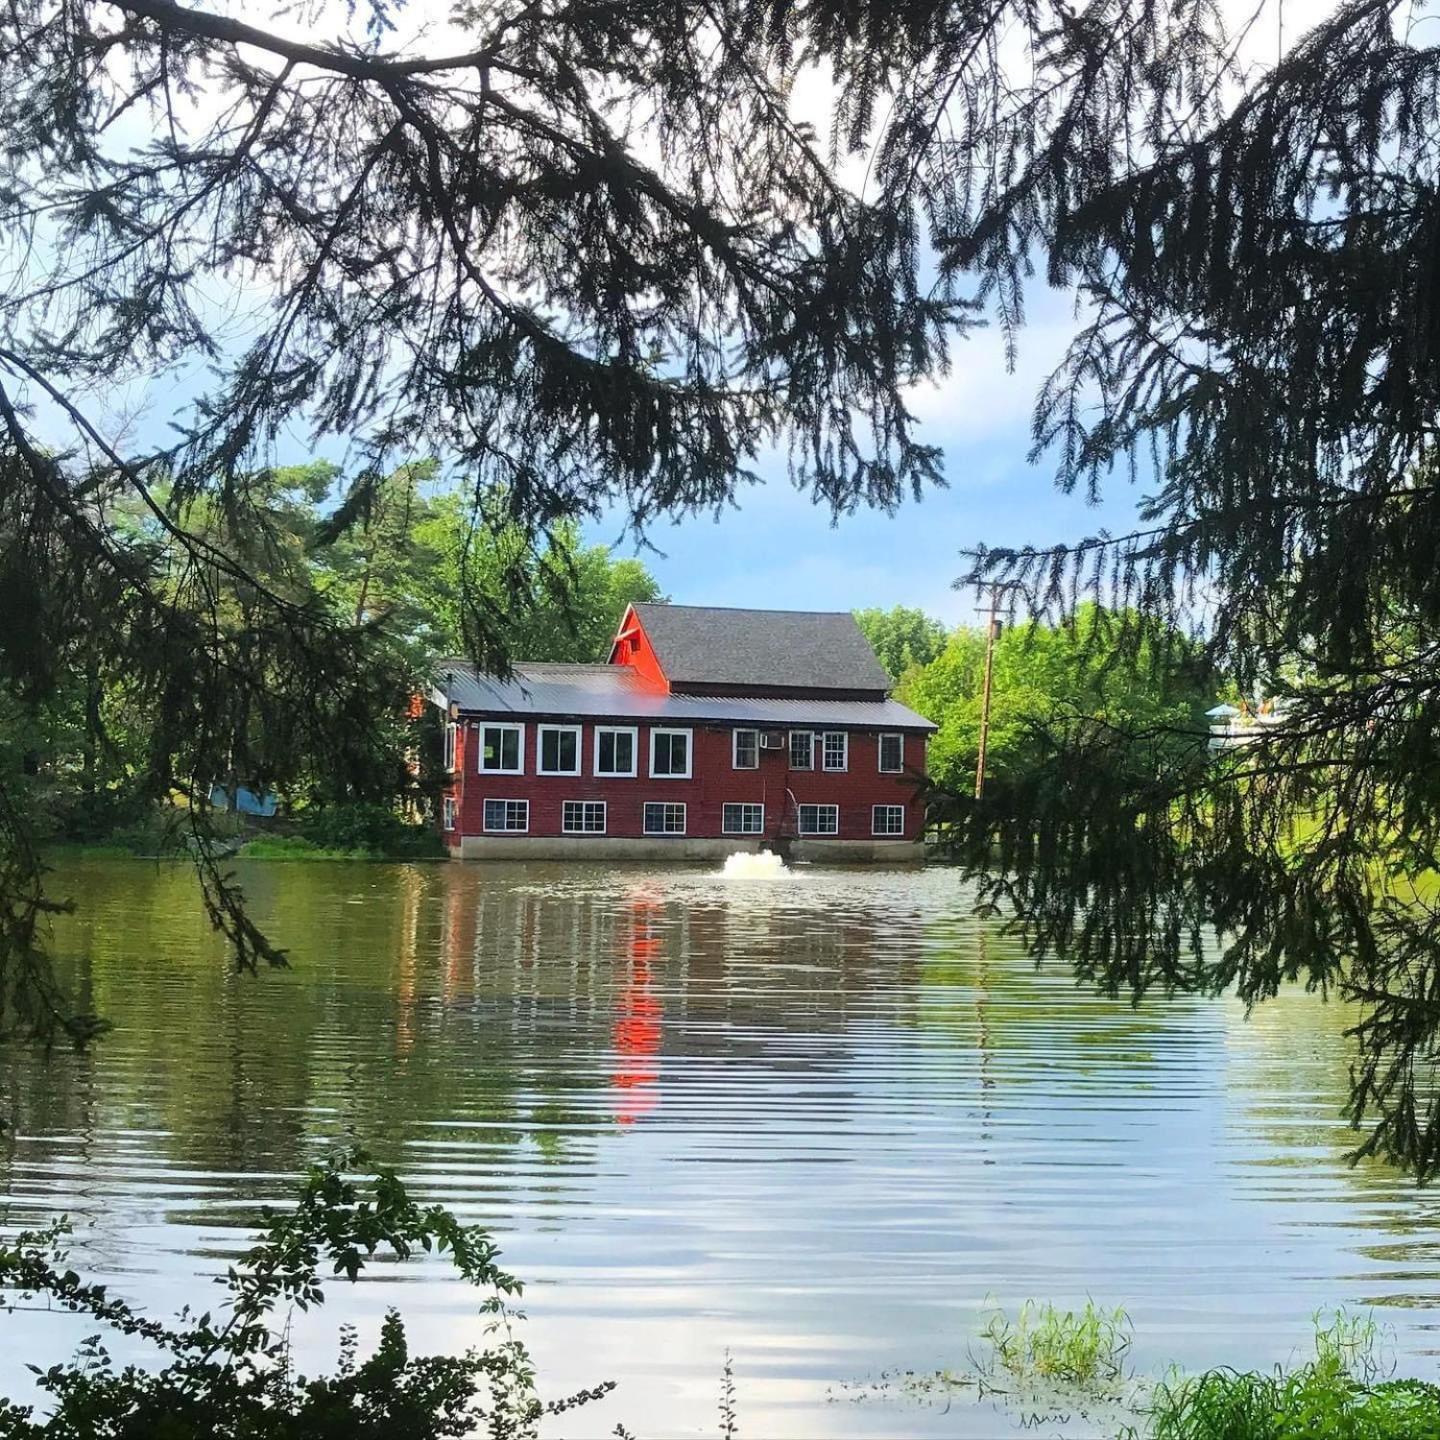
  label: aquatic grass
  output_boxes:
[978,1298,1133,1387]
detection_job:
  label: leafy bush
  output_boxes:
[298,803,444,859]
[0,1151,610,1438]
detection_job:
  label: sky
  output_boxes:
[587,294,1144,624]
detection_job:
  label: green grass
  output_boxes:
[236,836,384,860]
[1138,1310,1440,1440]
[979,1298,1133,1387]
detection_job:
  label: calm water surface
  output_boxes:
[2,858,1439,1437]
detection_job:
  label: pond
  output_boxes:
[1,857,1438,1437]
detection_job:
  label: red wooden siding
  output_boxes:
[441,721,926,845]
[608,608,669,690]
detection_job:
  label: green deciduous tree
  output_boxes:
[905,606,1211,792]
[853,606,950,680]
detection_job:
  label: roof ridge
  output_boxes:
[633,601,853,618]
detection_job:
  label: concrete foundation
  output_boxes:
[451,835,925,864]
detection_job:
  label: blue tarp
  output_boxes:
[209,784,278,817]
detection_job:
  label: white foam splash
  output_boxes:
[721,850,789,879]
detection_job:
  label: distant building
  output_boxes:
[1206,697,1290,752]
[430,603,937,860]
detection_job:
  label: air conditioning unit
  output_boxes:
[760,731,787,750]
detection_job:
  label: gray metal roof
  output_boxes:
[626,603,892,693]
[430,661,936,730]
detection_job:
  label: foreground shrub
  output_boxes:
[0,1151,608,1438]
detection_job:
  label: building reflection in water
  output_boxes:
[611,891,663,1126]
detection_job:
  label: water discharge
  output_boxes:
[720,848,789,879]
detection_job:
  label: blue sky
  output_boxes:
[588,297,1144,625]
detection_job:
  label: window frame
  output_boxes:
[821,731,848,772]
[562,799,607,834]
[872,804,906,836]
[732,728,760,770]
[789,730,814,770]
[537,723,583,777]
[593,725,639,779]
[649,727,694,780]
[797,803,840,836]
[482,798,530,833]
[643,801,687,835]
[722,802,765,835]
[442,795,456,831]
[477,721,525,776]
[878,732,904,773]
[443,721,458,772]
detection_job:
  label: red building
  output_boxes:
[431,603,936,861]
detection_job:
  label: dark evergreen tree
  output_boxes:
[0,0,951,1034]
[8,0,1440,1177]
[753,0,1440,1175]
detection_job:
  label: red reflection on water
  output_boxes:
[611,895,664,1125]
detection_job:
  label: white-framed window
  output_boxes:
[789,731,814,770]
[482,798,529,832]
[443,721,458,772]
[878,733,904,773]
[537,723,582,776]
[649,727,692,779]
[732,728,759,769]
[594,725,638,778]
[643,801,687,835]
[797,803,839,836]
[822,732,848,771]
[442,796,457,831]
[872,804,906,836]
[478,722,524,774]
[562,800,607,834]
[722,803,765,834]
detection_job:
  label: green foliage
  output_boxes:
[0,1150,611,1439]
[909,605,1212,792]
[408,500,664,664]
[1140,1312,1440,1440]
[853,606,949,680]
[979,1299,1133,1388]
[296,803,445,859]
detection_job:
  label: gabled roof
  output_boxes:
[623,603,892,694]
[430,661,936,730]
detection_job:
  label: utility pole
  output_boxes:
[974,582,1018,800]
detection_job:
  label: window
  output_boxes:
[594,726,638,777]
[443,722,457,772]
[878,733,904,773]
[538,724,581,776]
[872,804,906,836]
[442,796,456,831]
[822,731,848,771]
[723,803,765,834]
[482,799,529,832]
[789,731,814,770]
[732,728,759,769]
[479,723,523,774]
[562,800,607,834]
[643,801,687,835]
[649,728,692,778]
[797,804,839,835]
